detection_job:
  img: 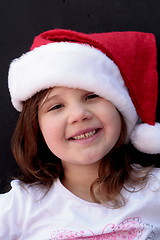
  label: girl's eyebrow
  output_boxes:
[40,94,60,108]
[45,94,59,102]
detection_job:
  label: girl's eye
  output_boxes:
[48,104,64,111]
[86,93,99,100]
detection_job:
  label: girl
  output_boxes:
[0,29,160,239]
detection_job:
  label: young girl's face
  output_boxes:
[38,87,121,167]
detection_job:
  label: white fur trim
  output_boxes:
[130,123,160,154]
[8,42,138,135]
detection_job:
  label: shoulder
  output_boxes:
[0,179,47,214]
[0,180,49,238]
[1,179,28,200]
[147,167,160,190]
[1,179,37,196]
[150,167,160,177]
[148,167,160,182]
[124,167,160,202]
[0,180,32,209]
[133,167,160,198]
[0,180,30,237]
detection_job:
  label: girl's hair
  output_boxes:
[12,89,153,208]
[12,89,64,185]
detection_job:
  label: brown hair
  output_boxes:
[12,89,63,185]
[12,89,153,208]
[90,116,153,208]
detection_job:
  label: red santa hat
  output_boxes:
[8,29,160,154]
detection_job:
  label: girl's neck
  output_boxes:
[61,162,100,203]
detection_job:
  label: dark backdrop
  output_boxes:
[0,0,160,192]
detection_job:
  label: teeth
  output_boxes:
[72,130,97,140]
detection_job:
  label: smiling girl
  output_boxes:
[1,29,160,239]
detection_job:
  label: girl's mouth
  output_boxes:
[69,129,99,140]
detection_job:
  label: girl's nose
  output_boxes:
[67,104,92,124]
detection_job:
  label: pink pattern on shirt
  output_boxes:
[50,217,146,239]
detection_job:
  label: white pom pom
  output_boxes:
[130,123,160,154]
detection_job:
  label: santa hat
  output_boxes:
[8,29,160,154]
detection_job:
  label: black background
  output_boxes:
[0,0,160,192]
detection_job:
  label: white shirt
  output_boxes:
[0,168,160,239]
